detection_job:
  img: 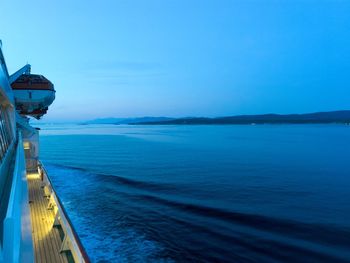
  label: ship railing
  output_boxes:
[38,161,90,263]
[2,133,33,263]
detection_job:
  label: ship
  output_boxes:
[0,40,89,262]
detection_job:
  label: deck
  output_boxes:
[27,173,69,263]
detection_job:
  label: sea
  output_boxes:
[37,124,350,263]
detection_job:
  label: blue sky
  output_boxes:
[1,0,350,121]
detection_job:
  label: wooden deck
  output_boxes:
[27,173,69,263]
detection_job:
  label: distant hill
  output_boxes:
[82,118,125,124]
[83,117,174,125]
[135,110,350,125]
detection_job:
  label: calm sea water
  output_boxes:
[38,124,350,263]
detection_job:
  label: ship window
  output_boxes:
[0,105,14,164]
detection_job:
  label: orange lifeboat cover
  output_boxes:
[11,74,54,91]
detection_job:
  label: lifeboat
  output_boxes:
[11,74,55,119]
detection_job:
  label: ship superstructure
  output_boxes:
[0,41,89,263]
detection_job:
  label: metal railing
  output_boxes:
[0,134,89,263]
[2,134,33,263]
[39,161,90,263]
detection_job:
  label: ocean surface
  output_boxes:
[37,124,350,263]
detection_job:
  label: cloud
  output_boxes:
[78,59,166,84]
[82,59,162,72]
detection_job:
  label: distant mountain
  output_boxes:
[82,118,125,124]
[83,117,174,125]
[135,110,350,125]
[116,117,174,124]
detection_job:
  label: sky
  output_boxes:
[1,0,350,121]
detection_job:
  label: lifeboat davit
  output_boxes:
[11,74,55,119]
